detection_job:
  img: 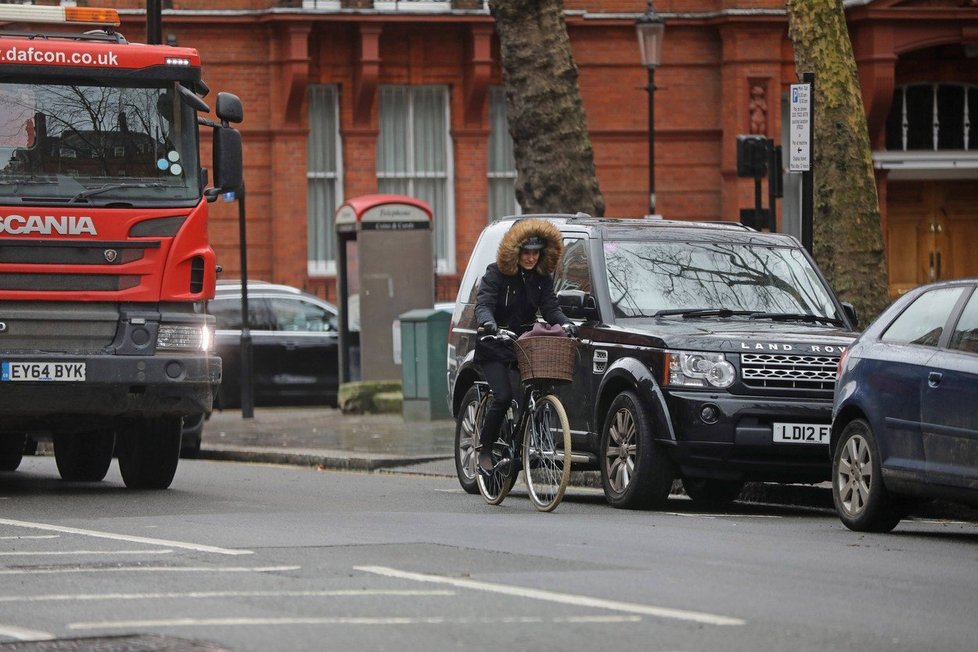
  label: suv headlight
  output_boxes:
[157,324,214,352]
[664,350,735,389]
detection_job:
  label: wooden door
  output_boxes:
[886,181,978,298]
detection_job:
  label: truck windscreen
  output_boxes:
[0,81,199,204]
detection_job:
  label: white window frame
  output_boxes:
[377,85,455,273]
[487,85,519,222]
[307,84,343,277]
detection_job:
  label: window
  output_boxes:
[488,86,519,221]
[307,85,343,276]
[377,85,454,272]
[209,297,274,331]
[885,83,978,151]
[949,288,978,355]
[554,238,592,294]
[881,287,964,347]
[268,297,337,333]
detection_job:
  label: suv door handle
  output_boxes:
[928,371,943,388]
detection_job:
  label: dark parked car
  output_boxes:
[831,278,978,532]
[449,214,858,507]
[209,281,349,408]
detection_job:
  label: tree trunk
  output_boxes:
[488,0,605,217]
[787,0,889,323]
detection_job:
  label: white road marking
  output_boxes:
[665,512,782,519]
[0,565,299,576]
[0,589,454,603]
[356,565,746,627]
[0,549,172,557]
[0,624,55,641]
[0,518,252,556]
[70,615,642,630]
[0,535,59,540]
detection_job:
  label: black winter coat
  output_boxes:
[473,263,569,363]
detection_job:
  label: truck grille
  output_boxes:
[740,353,838,391]
[0,302,118,353]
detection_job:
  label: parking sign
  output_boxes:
[789,83,811,172]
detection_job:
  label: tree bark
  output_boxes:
[787,0,889,323]
[488,0,605,217]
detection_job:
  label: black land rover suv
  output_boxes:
[448,215,858,509]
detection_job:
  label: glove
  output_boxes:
[562,322,579,337]
[480,321,498,336]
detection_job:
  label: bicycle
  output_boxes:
[474,328,576,512]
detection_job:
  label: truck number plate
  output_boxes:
[1,362,86,382]
[773,422,830,444]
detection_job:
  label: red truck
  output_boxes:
[0,5,242,488]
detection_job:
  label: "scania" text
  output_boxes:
[0,215,97,236]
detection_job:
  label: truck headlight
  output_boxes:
[664,351,735,389]
[157,324,213,352]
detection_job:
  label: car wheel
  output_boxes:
[832,419,902,533]
[0,434,26,472]
[682,477,744,505]
[53,430,115,482]
[600,390,675,509]
[454,385,481,495]
[117,416,182,490]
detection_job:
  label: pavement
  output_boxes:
[198,406,458,475]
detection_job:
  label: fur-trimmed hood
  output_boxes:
[496,219,563,276]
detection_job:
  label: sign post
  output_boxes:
[790,73,815,254]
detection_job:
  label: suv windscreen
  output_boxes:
[604,240,838,319]
[0,81,199,204]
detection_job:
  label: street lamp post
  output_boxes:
[636,1,665,216]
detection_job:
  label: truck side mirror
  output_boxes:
[211,126,242,195]
[216,92,243,125]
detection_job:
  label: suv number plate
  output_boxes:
[2,362,86,382]
[773,422,829,444]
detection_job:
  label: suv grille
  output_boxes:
[740,353,837,391]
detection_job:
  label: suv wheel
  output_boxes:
[682,478,744,505]
[600,390,674,509]
[0,434,26,472]
[832,419,902,532]
[454,385,482,494]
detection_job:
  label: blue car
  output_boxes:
[831,278,978,532]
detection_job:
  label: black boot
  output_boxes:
[476,445,494,477]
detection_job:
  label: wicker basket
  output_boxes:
[515,336,578,383]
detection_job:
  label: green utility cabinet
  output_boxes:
[400,308,451,421]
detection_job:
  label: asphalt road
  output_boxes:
[1,457,977,652]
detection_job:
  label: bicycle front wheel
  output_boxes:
[523,394,572,512]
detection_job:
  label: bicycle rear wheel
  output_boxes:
[475,393,518,505]
[523,394,571,512]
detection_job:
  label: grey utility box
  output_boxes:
[400,308,451,421]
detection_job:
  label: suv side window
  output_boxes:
[881,287,964,347]
[268,297,336,332]
[554,237,592,294]
[209,296,275,331]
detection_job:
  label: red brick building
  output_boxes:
[100,0,977,301]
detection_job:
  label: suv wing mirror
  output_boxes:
[558,290,598,320]
[841,302,858,329]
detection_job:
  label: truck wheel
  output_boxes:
[0,434,27,472]
[54,430,114,482]
[117,417,182,490]
[454,385,481,494]
[600,390,675,510]
[682,478,744,505]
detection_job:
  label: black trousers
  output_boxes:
[480,359,521,448]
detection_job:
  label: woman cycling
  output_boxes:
[473,218,578,477]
